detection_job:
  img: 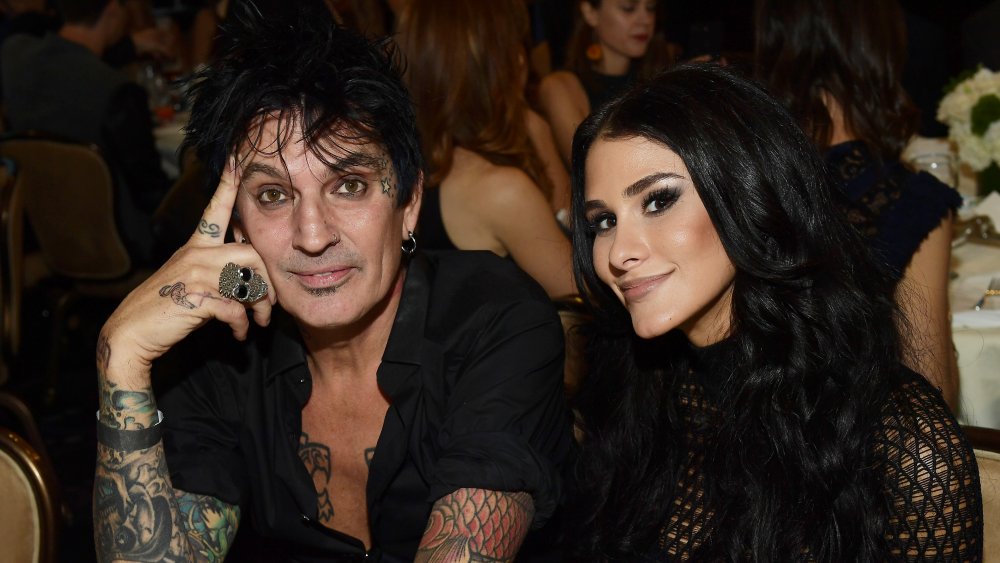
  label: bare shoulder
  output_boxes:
[539,71,588,109]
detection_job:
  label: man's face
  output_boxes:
[233,116,421,332]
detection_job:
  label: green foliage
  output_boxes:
[971,94,1000,136]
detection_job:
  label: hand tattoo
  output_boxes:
[198,219,222,238]
[416,489,534,563]
[160,282,197,310]
[299,433,335,522]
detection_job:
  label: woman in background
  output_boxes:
[755,0,962,408]
[398,0,575,299]
[538,0,664,166]
[568,64,981,560]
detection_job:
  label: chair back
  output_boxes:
[0,135,130,279]
[0,157,20,385]
[0,428,58,563]
[965,425,1000,561]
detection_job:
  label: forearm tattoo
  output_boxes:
[415,489,534,563]
[98,379,158,430]
[198,219,221,238]
[94,440,239,562]
[298,433,335,521]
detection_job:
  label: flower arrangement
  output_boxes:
[937,66,1000,195]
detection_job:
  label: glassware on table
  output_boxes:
[911,152,959,188]
[974,277,1000,311]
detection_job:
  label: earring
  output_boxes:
[586,31,602,62]
[401,230,417,256]
[240,237,248,244]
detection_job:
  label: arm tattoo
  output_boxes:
[97,332,111,373]
[298,433,335,521]
[94,440,239,562]
[364,447,375,469]
[415,489,534,563]
[198,219,221,238]
[98,379,158,430]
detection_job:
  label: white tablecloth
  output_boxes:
[951,243,1000,429]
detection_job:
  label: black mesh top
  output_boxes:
[643,346,984,561]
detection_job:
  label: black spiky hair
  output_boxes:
[182,0,423,208]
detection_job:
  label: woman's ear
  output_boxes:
[580,1,600,28]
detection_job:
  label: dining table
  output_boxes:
[951,208,1000,430]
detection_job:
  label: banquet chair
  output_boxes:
[0,428,59,563]
[0,157,19,386]
[0,134,150,402]
[964,425,1000,561]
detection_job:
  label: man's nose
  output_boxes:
[291,196,340,254]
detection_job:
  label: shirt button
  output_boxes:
[298,378,306,384]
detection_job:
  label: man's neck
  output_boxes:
[58,23,105,56]
[299,269,406,384]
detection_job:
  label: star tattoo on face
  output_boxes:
[380,176,393,197]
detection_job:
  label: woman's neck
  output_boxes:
[593,48,631,76]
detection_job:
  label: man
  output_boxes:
[92,2,573,562]
[1,0,170,264]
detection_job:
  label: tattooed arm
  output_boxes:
[94,164,271,562]
[95,365,241,562]
[414,489,534,563]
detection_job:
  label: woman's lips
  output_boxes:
[618,274,667,303]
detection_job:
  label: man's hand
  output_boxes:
[101,158,276,386]
[414,489,534,563]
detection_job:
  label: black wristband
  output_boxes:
[96,418,163,452]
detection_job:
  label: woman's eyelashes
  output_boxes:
[642,186,680,215]
[587,186,681,233]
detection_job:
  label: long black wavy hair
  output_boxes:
[183,0,423,208]
[567,64,904,560]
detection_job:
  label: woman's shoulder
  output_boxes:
[539,70,588,106]
[447,148,542,205]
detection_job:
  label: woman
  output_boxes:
[755,0,962,408]
[398,0,575,298]
[567,64,981,560]
[538,0,663,166]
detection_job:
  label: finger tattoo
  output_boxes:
[198,219,222,238]
[159,282,197,309]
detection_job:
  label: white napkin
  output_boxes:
[953,310,1000,329]
[976,191,1000,228]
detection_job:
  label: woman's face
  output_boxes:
[583,136,736,345]
[582,0,656,61]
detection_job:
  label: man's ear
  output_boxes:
[403,171,424,237]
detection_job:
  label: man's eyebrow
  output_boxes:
[240,162,284,184]
[583,199,607,214]
[326,151,385,172]
[621,172,684,200]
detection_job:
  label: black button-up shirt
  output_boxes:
[157,251,574,562]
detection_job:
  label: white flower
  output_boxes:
[953,123,993,171]
[938,67,1000,170]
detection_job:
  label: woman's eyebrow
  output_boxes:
[621,172,683,199]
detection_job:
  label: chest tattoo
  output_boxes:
[298,433,335,520]
[364,447,375,468]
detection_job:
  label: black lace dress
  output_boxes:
[642,340,984,561]
[826,141,962,280]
